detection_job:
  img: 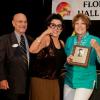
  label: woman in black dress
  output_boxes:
[29,13,66,100]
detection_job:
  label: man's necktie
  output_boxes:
[20,35,28,66]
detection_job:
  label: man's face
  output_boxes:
[12,13,28,35]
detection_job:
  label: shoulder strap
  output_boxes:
[59,40,63,48]
[49,35,55,48]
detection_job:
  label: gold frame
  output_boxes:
[70,45,91,67]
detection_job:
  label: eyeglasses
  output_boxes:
[49,23,62,30]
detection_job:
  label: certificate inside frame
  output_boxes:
[70,45,91,67]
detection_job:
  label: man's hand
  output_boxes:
[0,80,9,90]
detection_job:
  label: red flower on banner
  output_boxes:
[56,2,71,17]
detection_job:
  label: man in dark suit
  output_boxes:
[0,13,33,100]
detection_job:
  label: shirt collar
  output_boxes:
[14,31,26,44]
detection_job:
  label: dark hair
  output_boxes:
[46,13,64,28]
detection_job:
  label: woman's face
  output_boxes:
[48,19,62,37]
[74,18,87,36]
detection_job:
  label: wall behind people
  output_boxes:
[0,0,100,38]
[0,0,51,37]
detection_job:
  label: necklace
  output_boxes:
[74,32,89,46]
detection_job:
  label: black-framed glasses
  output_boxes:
[49,23,62,30]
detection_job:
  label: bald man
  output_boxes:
[0,13,33,100]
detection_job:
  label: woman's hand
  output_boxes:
[90,39,100,57]
[90,39,99,49]
[90,39,97,48]
[42,28,53,36]
[66,55,73,64]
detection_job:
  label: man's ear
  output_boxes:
[12,20,15,27]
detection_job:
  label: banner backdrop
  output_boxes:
[52,0,100,20]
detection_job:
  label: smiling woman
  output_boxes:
[64,13,100,100]
[29,13,66,100]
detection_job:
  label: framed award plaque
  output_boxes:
[70,45,91,67]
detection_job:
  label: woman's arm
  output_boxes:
[90,39,100,63]
[91,39,100,57]
[29,29,51,53]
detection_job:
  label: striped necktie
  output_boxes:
[20,35,28,66]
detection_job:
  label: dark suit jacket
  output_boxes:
[0,32,33,94]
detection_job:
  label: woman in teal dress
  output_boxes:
[64,13,100,100]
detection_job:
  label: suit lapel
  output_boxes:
[10,32,19,45]
[10,32,28,71]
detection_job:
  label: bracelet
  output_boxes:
[36,38,41,43]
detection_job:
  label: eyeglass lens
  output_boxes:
[49,23,62,30]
